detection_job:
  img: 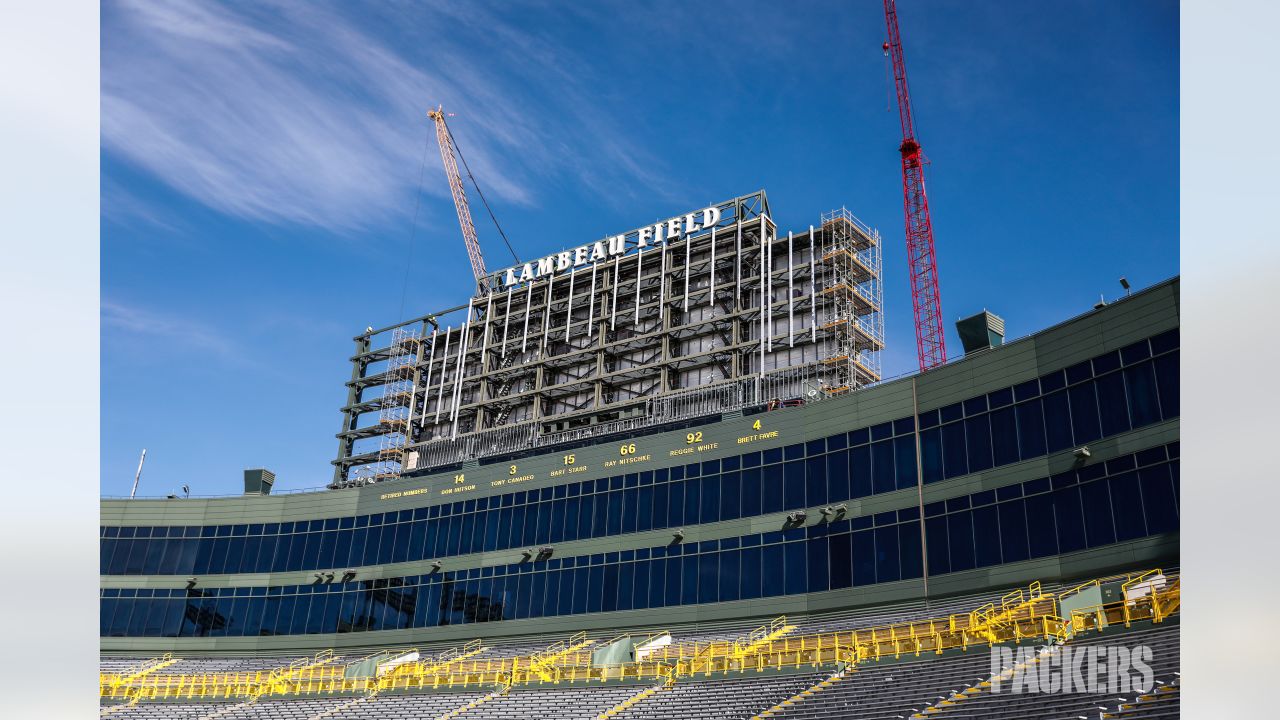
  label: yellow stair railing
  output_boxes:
[99,569,1180,706]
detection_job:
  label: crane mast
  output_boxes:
[883,0,947,372]
[428,106,489,293]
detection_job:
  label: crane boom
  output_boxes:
[428,106,489,292]
[883,0,947,372]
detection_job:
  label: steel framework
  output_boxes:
[332,191,884,487]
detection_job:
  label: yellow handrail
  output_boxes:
[101,571,1180,704]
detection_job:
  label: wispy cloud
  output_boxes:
[102,0,669,232]
[103,299,241,361]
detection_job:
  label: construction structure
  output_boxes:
[332,191,884,486]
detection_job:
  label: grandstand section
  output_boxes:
[102,196,1179,715]
[100,568,1180,718]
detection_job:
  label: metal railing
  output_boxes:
[99,569,1180,705]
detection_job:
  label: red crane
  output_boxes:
[883,0,947,371]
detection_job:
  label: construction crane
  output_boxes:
[882,0,947,372]
[427,106,490,293]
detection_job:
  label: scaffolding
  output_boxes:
[356,328,421,483]
[332,192,885,487]
[817,208,884,394]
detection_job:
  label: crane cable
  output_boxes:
[399,132,433,320]
[441,115,521,265]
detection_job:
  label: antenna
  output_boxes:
[130,448,147,499]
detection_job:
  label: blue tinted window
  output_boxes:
[1124,363,1162,428]
[1152,351,1177,417]
[850,444,873,497]
[1068,383,1102,444]
[1016,400,1047,459]
[1042,391,1074,453]
[941,422,968,479]
[928,515,958,574]
[825,451,849,503]
[894,436,917,490]
[988,387,1013,408]
[851,530,876,586]
[1053,486,1086,553]
[1025,492,1057,558]
[920,429,943,484]
[972,505,1002,567]
[947,512,975,572]
[1140,465,1178,533]
[874,525,901,582]
[1080,480,1116,548]
[965,415,994,473]
[989,407,1019,467]
[1093,350,1121,374]
[1095,371,1131,437]
[1150,328,1178,355]
[871,441,895,494]
[998,500,1029,563]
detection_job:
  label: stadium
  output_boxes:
[99,186,1181,717]
[98,5,1180,720]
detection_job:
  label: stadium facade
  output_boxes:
[100,187,1179,657]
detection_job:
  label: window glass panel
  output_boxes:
[920,429,943,484]
[898,521,923,579]
[666,482,684,528]
[1139,465,1178,533]
[783,461,805,509]
[989,407,1019,467]
[739,469,761,518]
[947,511,976,572]
[619,484,640,535]
[719,549,741,602]
[761,465,783,513]
[636,486,655,533]
[1124,363,1162,428]
[668,556,691,607]
[700,476,721,523]
[998,499,1029,563]
[698,553,718,604]
[893,436,917,490]
[720,471,740,521]
[1042,391,1074,453]
[972,505,1002,567]
[941,422,968,479]
[1025,493,1057,558]
[1096,372,1131,437]
[850,445,873,496]
[1067,383,1102,444]
[806,537,829,593]
[924,516,949,575]
[1081,480,1116,548]
[871,440,896,494]
[1154,353,1179,419]
[828,532,852,590]
[1053,486,1087,553]
[1108,471,1146,541]
[805,458,828,507]
[651,484,669,532]
[851,530,876,586]
[964,415,994,473]
[875,525,901,582]
[740,546,763,600]
[826,450,849,502]
[1016,400,1047,459]
[611,561,627,609]
[784,541,807,595]
[606,490,624,536]
[663,557,681,607]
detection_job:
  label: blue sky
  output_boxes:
[101,0,1178,497]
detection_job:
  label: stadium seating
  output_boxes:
[99,570,1180,720]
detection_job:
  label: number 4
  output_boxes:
[752,419,762,430]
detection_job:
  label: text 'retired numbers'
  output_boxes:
[686,431,703,444]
